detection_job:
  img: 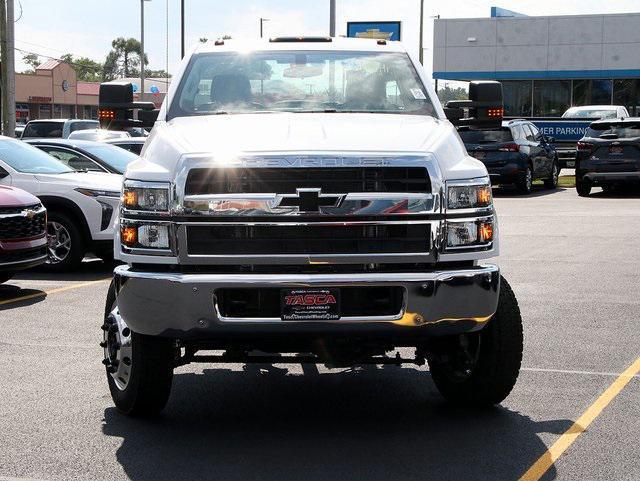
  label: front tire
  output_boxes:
[516,166,533,195]
[576,179,592,197]
[0,273,14,284]
[428,276,523,406]
[103,281,174,416]
[45,211,85,271]
[544,159,559,189]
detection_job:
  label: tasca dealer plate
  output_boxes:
[281,288,340,321]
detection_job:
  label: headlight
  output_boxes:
[75,188,120,198]
[121,222,171,250]
[446,218,494,249]
[122,181,170,213]
[447,181,492,210]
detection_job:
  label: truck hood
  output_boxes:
[133,112,487,181]
[166,113,445,153]
[34,171,123,192]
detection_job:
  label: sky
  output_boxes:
[13,0,640,86]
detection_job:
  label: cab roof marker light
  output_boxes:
[269,36,332,43]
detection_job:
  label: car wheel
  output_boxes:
[45,211,85,271]
[576,179,592,197]
[0,273,14,284]
[428,276,523,406]
[103,280,174,416]
[516,166,533,195]
[544,159,559,189]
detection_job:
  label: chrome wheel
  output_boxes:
[101,307,133,391]
[47,221,71,264]
[525,168,533,191]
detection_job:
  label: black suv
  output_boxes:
[459,120,559,194]
[575,118,640,197]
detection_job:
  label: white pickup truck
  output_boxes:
[98,37,523,416]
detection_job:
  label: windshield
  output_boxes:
[82,143,138,174]
[22,121,64,138]
[69,120,99,133]
[169,50,435,117]
[562,108,617,119]
[459,128,513,144]
[0,139,73,174]
[586,123,640,139]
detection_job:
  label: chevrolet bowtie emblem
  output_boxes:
[21,209,37,219]
[279,188,343,213]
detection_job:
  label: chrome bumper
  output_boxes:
[113,264,500,338]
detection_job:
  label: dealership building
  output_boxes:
[12,60,167,123]
[433,11,640,117]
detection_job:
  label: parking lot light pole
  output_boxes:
[329,0,336,37]
[180,0,185,58]
[140,0,151,101]
[260,17,269,39]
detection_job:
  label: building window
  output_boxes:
[613,79,640,116]
[573,79,613,106]
[533,80,571,116]
[503,80,532,117]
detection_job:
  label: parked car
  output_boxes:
[0,137,122,270]
[26,139,139,174]
[67,129,130,141]
[525,105,629,168]
[575,117,640,197]
[15,123,26,138]
[21,119,99,139]
[0,185,48,284]
[105,137,145,155]
[459,119,559,194]
[562,105,629,119]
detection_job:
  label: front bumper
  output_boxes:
[0,237,48,272]
[113,264,500,339]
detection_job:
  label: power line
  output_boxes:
[15,47,103,72]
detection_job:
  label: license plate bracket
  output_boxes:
[281,288,341,321]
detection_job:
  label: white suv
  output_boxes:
[0,137,121,270]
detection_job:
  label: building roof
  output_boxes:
[36,59,61,71]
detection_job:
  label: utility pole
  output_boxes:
[419,0,424,64]
[180,0,185,58]
[140,0,146,101]
[329,0,335,37]
[1,0,16,137]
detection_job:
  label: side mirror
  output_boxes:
[444,81,503,129]
[546,136,555,144]
[99,82,160,130]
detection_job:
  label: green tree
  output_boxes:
[60,53,103,82]
[22,53,41,73]
[145,68,171,79]
[437,85,468,103]
[102,37,148,80]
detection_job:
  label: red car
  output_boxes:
[0,186,48,284]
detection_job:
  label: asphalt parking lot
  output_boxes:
[1,184,638,481]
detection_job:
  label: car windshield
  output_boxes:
[82,143,139,174]
[0,139,73,174]
[562,108,617,119]
[459,128,513,143]
[169,50,435,117]
[69,120,99,132]
[586,123,640,139]
[22,121,64,138]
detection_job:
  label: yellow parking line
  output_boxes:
[0,278,111,306]
[520,357,640,481]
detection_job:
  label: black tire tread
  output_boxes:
[104,281,174,416]
[544,159,559,189]
[429,276,523,406]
